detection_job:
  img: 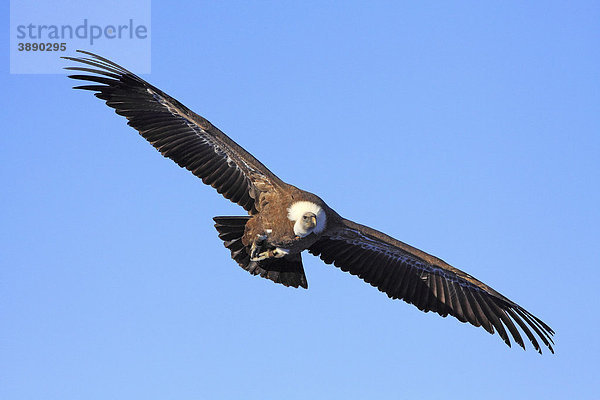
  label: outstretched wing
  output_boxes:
[63,50,284,213]
[308,219,554,353]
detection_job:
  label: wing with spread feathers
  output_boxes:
[64,51,284,213]
[309,218,554,353]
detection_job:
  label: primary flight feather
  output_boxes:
[64,50,554,354]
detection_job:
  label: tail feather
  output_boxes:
[213,216,308,289]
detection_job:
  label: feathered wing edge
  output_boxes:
[308,219,554,354]
[63,50,285,213]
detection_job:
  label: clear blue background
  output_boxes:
[2,2,599,399]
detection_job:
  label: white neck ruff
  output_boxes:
[287,201,327,237]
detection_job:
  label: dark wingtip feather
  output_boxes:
[71,84,107,91]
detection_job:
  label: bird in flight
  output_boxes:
[64,50,554,354]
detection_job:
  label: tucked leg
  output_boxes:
[250,233,268,261]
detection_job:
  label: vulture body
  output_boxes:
[64,51,554,354]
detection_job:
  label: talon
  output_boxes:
[272,248,290,258]
[250,249,272,262]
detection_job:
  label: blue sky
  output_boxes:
[2,1,599,399]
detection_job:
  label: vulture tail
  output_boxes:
[213,216,308,289]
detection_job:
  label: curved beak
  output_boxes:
[309,215,317,228]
